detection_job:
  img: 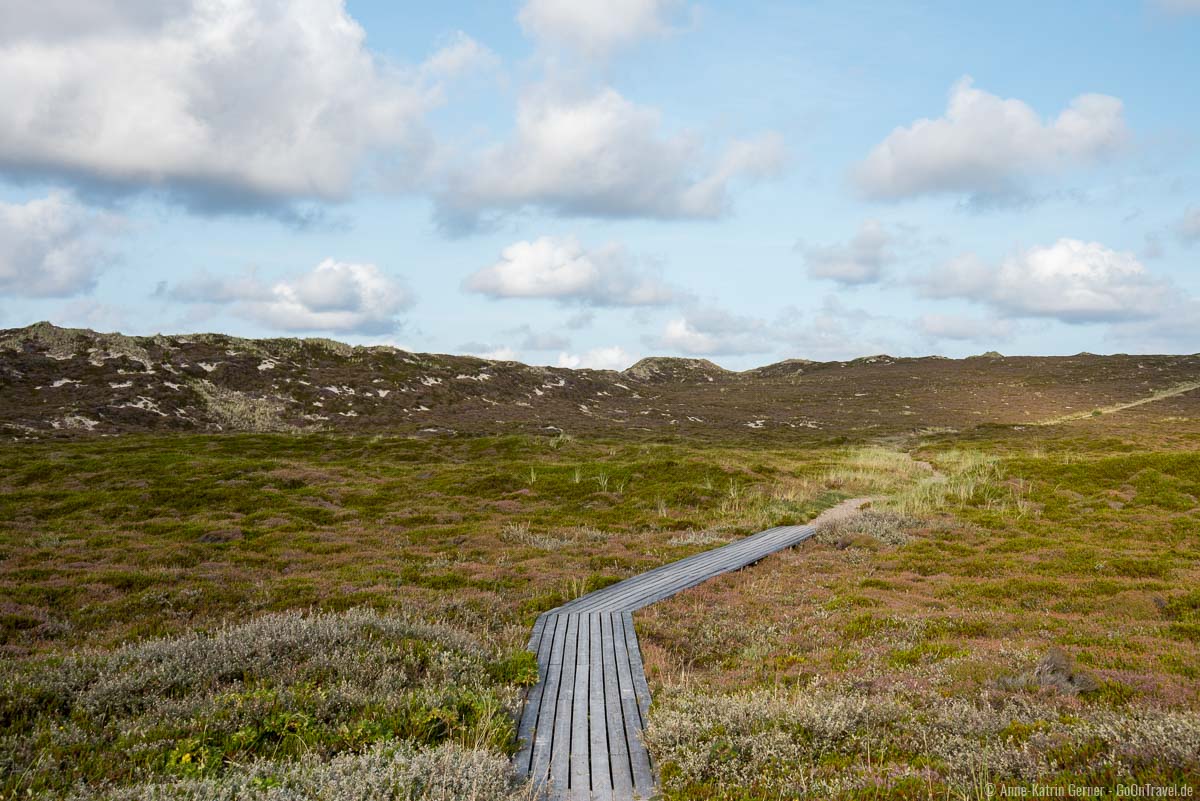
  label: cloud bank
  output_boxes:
[855,77,1127,203]
[922,239,1172,323]
[0,193,121,297]
[0,0,447,213]
[436,87,785,230]
[168,258,414,334]
[652,307,773,356]
[0,0,780,235]
[518,0,686,56]
[801,219,895,285]
[556,346,635,370]
[464,236,677,306]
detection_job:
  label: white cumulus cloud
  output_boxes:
[0,0,444,213]
[0,192,121,297]
[652,307,773,356]
[0,1,191,42]
[555,346,635,370]
[855,77,1127,202]
[801,219,894,285]
[464,236,677,306]
[168,258,414,334]
[518,0,685,56]
[421,31,497,78]
[436,87,785,230]
[922,239,1172,323]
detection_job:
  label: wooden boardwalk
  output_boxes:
[514,522,820,800]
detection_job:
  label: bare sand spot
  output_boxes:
[808,496,875,527]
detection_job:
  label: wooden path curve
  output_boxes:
[513,521,828,800]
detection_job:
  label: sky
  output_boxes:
[0,0,1198,370]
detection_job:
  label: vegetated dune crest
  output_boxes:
[2,321,1198,440]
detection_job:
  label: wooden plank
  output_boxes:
[612,612,655,793]
[601,612,634,798]
[515,612,557,775]
[549,614,580,793]
[622,612,657,797]
[622,612,652,727]
[588,611,612,796]
[536,615,558,675]
[528,611,548,650]
[569,613,591,798]
[528,614,568,785]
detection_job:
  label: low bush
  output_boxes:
[815,511,923,548]
[0,609,530,798]
[67,740,529,801]
[645,683,1200,799]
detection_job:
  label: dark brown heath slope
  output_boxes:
[1,322,1198,441]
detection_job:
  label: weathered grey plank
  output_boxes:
[528,611,548,650]
[588,612,612,796]
[569,614,591,798]
[549,614,579,792]
[622,612,652,727]
[612,612,655,792]
[515,612,557,775]
[528,614,568,784]
[601,612,634,798]
[537,614,558,674]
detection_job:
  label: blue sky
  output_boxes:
[0,0,1197,369]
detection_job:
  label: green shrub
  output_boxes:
[487,650,539,688]
[0,610,528,797]
[68,741,524,801]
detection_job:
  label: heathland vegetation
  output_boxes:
[1,325,1197,799]
[639,422,1200,798]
